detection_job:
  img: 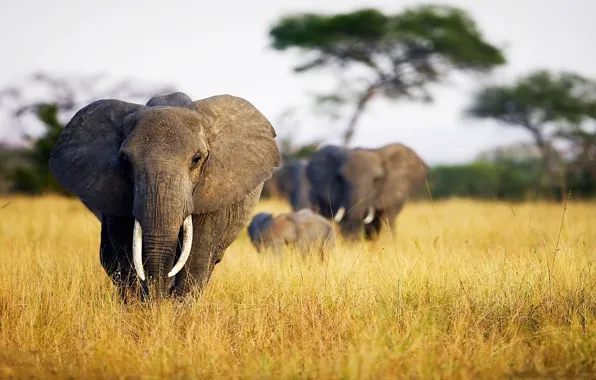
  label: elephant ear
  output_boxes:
[376,143,429,208]
[192,95,281,213]
[49,99,143,216]
[305,145,346,193]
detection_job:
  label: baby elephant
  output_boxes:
[247,208,336,259]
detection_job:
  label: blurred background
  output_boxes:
[0,0,594,201]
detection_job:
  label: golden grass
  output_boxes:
[0,195,595,379]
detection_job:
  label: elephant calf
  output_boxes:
[247,208,336,259]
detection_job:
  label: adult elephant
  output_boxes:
[49,92,281,300]
[306,143,428,241]
[286,158,312,211]
[304,145,347,219]
[262,158,312,211]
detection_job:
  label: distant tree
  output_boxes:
[0,72,176,194]
[466,70,596,197]
[277,135,321,161]
[558,126,596,197]
[0,143,28,193]
[10,104,67,194]
[474,143,548,199]
[428,159,545,201]
[0,71,176,144]
[475,142,541,162]
[269,5,506,146]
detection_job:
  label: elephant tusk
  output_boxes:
[363,207,375,224]
[168,215,193,278]
[334,207,346,222]
[133,219,146,281]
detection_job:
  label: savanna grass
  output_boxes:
[0,195,595,379]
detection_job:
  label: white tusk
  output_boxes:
[334,207,346,222]
[168,215,193,278]
[133,219,146,281]
[363,207,375,224]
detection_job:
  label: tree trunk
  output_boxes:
[342,88,376,147]
[532,130,565,201]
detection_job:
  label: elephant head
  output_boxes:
[305,145,349,219]
[49,92,280,296]
[247,212,275,253]
[307,143,428,240]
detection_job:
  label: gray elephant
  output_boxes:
[261,158,312,211]
[247,208,335,259]
[306,143,428,241]
[49,92,281,300]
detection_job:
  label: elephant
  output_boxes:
[305,143,428,241]
[247,208,335,259]
[304,145,348,219]
[285,159,313,211]
[261,158,312,211]
[49,92,281,300]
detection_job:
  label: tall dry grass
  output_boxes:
[0,195,595,379]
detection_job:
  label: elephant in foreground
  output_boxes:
[261,158,312,211]
[49,92,281,300]
[247,208,336,259]
[306,143,428,241]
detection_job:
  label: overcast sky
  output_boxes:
[0,0,593,164]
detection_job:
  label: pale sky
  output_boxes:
[0,0,593,164]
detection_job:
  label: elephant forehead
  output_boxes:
[137,108,203,134]
[345,151,382,174]
[127,108,207,152]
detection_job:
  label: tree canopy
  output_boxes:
[269,5,506,145]
[9,104,68,194]
[467,70,596,137]
[466,70,596,193]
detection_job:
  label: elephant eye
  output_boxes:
[118,152,132,177]
[191,153,202,165]
[119,152,130,167]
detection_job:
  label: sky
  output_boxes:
[0,0,593,165]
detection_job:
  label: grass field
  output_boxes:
[0,195,595,379]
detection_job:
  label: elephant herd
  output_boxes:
[251,143,428,252]
[48,92,427,302]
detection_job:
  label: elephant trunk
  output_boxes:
[337,186,375,240]
[135,227,179,297]
[132,173,194,298]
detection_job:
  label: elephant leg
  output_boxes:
[173,185,262,297]
[104,215,140,301]
[381,203,404,241]
[172,213,222,297]
[99,219,120,286]
[364,213,383,241]
[294,235,312,258]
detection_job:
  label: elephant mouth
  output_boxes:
[333,206,375,224]
[132,215,193,281]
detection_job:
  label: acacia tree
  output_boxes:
[269,5,506,146]
[466,70,596,195]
